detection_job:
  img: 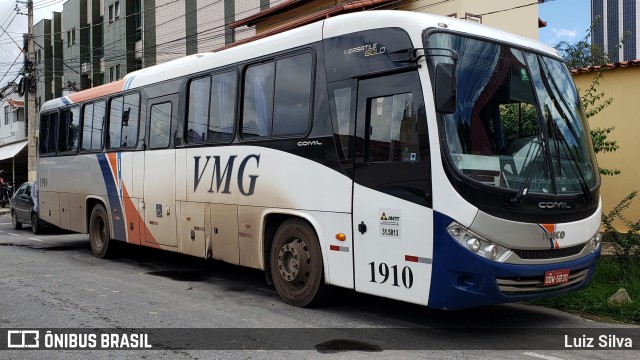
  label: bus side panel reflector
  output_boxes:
[330,245,349,252]
[405,255,431,264]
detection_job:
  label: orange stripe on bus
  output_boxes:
[106,153,118,179]
[540,224,555,233]
[122,185,160,248]
[66,80,126,104]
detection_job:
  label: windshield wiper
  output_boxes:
[549,120,593,203]
[509,136,543,205]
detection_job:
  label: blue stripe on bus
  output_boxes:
[60,97,70,105]
[427,211,599,310]
[124,76,136,90]
[96,153,127,242]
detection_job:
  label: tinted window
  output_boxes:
[40,112,58,155]
[82,101,105,151]
[243,62,274,137]
[273,53,312,135]
[108,93,140,149]
[367,93,420,163]
[82,103,94,150]
[59,106,80,153]
[242,53,313,138]
[39,113,50,154]
[150,102,171,149]
[209,72,236,142]
[186,77,211,142]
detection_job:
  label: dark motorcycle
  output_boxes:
[0,182,13,208]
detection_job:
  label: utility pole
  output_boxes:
[26,0,37,182]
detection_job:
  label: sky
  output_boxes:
[0,0,593,89]
[538,0,591,46]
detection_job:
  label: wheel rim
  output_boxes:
[277,238,311,287]
[12,212,17,226]
[93,216,106,248]
[31,215,37,231]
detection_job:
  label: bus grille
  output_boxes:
[512,243,585,260]
[496,267,589,295]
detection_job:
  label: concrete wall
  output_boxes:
[401,0,540,40]
[573,66,640,230]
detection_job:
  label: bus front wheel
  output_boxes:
[270,219,327,307]
[89,204,115,259]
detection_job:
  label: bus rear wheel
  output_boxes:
[89,204,115,258]
[270,219,326,307]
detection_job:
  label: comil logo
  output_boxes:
[7,330,40,348]
[538,201,571,209]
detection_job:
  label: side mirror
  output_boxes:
[435,63,457,114]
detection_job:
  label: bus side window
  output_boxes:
[108,93,139,149]
[186,76,211,143]
[39,113,50,154]
[367,93,420,163]
[242,52,313,138]
[58,106,80,153]
[149,102,172,149]
[82,103,94,151]
[40,112,59,155]
[243,62,275,137]
[328,83,356,161]
[209,71,236,142]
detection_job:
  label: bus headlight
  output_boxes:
[589,232,602,252]
[447,222,511,262]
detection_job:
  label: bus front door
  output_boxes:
[143,95,178,248]
[352,71,434,306]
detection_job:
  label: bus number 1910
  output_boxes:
[368,261,413,289]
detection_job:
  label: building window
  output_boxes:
[3,106,8,125]
[37,50,42,64]
[115,64,120,80]
[110,67,114,82]
[67,31,71,47]
[72,28,76,44]
[109,5,113,23]
[134,0,142,41]
[115,1,120,19]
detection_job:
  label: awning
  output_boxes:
[0,140,28,160]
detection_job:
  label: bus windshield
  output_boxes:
[426,33,599,196]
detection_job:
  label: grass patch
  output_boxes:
[527,257,640,324]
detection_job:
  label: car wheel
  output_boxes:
[89,204,116,258]
[31,213,41,234]
[270,219,327,307]
[12,211,22,230]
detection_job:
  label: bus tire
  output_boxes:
[270,219,327,307]
[89,204,116,259]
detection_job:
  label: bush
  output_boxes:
[601,190,640,268]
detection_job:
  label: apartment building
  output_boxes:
[592,0,640,61]
[34,0,540,99]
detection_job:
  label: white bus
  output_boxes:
[34,11,602,309]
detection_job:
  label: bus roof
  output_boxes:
[41,10,557,112]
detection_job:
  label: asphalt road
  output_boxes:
[0,212,637,359]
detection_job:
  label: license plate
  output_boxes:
[544,269,570,286]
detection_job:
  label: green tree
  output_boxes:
[555,19,622,175]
